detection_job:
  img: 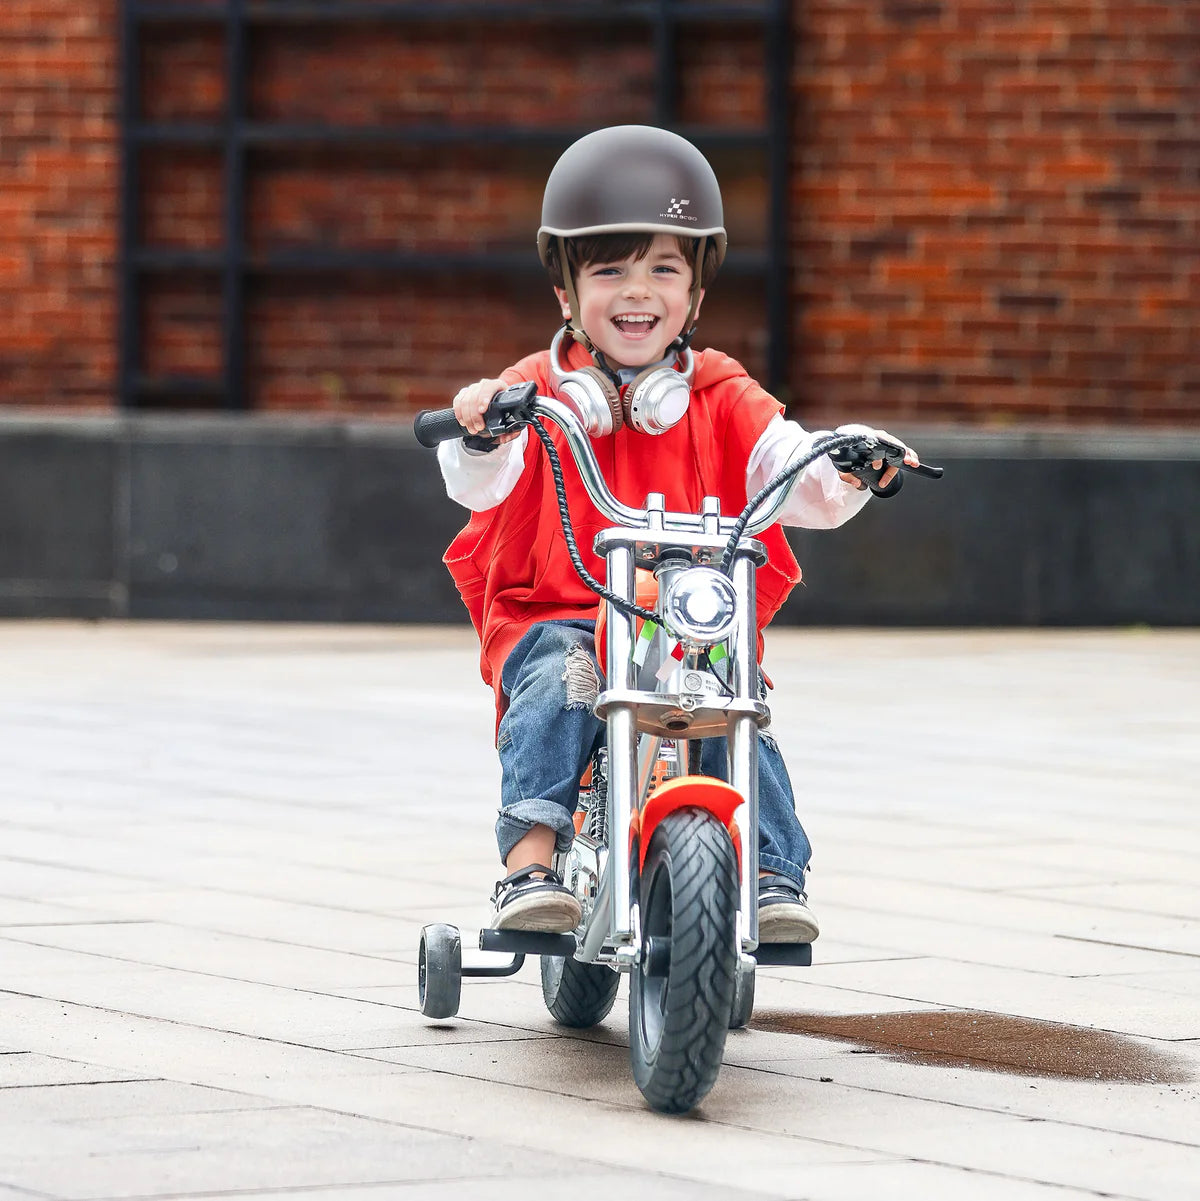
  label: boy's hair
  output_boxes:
[545,232,722,293]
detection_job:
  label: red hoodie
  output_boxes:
[443,340,803,726]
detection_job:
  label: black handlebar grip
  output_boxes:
[869,470,904,499]
[413,407,470,449]
[853,461,905,499]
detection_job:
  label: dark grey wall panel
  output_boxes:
[1,415,1197,626]
[1032,459,1200,625]
[128,432,343,618]
[0,424,123,616]
[784,437,1200,626]
[331,435,466,622]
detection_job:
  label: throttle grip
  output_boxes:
[860,464,904,499]
[413,407,471,448]
[414,381,538,450]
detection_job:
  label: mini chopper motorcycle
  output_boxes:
[413,382,940,1113]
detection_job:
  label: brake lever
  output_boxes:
[479,381,538,438]
[828,435,944,498]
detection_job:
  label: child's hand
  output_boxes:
[452,378,522,445]
[833,427,920,491]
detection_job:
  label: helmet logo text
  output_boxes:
[662,198,695,221]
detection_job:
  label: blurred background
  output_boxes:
[1,0,1197,625]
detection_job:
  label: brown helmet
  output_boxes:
[538,125,727,350]
[537,125,727,267]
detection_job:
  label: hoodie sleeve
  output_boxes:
[746,414,870,530]
[433,355,544,512]
[437,429,531,512]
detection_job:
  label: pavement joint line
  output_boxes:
[0,986,422,1063]
[0,921,152,929]
[1005,895,1200,922]
[0,866,454,923]
[1,998,584,1092]
[0,1179,57,1200]
[69,1171,611,1201]
[822,895,1194,941]
[0,1077,157,1090]
[65,1103,321,1126]
[342,1036,558,1056]
[0,920,427,969]
[828,868,1162,900]
[1054,937,1200,963]
[0,938,443,1016]
[803,947,1195,982]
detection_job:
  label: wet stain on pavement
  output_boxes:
[750,1009,1191,1082]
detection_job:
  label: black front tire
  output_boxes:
[541,954,620,1028]
[629,808,739,1113]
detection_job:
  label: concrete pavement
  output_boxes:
[0,621,1197,1200]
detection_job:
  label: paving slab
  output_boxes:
[0,1107,573,1201]
[1,621,1198,1200]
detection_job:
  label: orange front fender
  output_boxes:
[631,776,744,877]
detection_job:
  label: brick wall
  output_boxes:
[1,2,1196,424]
[0,1,118,410]
[794,0,1199,425]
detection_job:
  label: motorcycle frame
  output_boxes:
[572,496,771,970]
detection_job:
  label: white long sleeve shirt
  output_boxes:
[437,413,870,529]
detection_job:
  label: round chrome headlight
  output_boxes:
[662,567,738,647]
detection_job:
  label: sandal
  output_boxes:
[488,864,582,933]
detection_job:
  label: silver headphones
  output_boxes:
[547,327,694,437]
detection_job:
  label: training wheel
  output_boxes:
[418,923,462,1019]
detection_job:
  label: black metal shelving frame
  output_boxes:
[119,0,792,410]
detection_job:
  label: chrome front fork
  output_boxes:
[584,543,761,965]
[729,553,760,952]
[602,543,638,958]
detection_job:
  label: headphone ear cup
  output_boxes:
[622,366,692,435]
[548,326,625,436]
[557,368,623,436]
[576,367,624,434]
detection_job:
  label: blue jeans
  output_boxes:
[495,619,812,887]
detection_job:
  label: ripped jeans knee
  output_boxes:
[495,620,605,860]
[561,642,600,710]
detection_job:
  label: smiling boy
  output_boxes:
[436,126,918,937]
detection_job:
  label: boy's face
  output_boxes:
[555,233,703,371]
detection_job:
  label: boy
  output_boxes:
[437,125,918,940]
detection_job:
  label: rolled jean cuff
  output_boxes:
[758,853,807,891]
[495,798,576,862]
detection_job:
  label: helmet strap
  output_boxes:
[558,237,594,352]
[679,238,706,345]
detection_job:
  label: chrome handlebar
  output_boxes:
[533,397,801,538]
